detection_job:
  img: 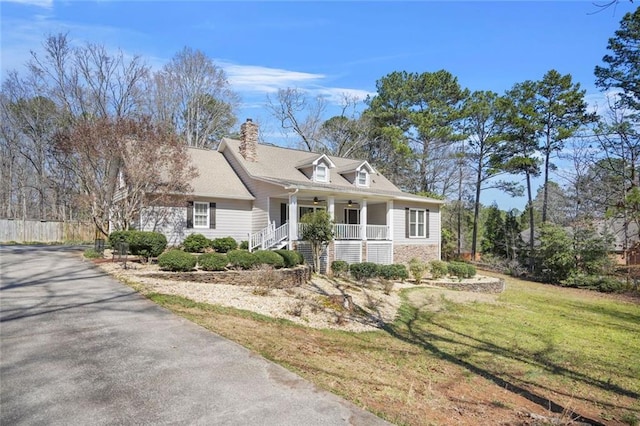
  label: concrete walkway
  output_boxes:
[0,246,389,425]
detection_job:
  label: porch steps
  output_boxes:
[249,222,289,251]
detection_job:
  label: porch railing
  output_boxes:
[249,222,289,251]
[297,223,389,241]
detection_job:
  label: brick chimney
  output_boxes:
[239,118,258,162]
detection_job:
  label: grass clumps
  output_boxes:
[198,253,228,271]
[83,248,103,259]
[158,249,197,272]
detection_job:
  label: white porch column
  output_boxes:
[288,193,298,249]
[360,199,368,241]
[328,196,335,220]
[386,200,394,241]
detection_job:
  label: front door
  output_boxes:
[344,208,359,224]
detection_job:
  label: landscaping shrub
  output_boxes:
[253,250,285,268]
[227,250,259,270]
[158,249,197,272]
[83,248,103,259]
[239,240,249,250]
[409,259,427,284]
[183,233,211,253]
[349,262,380,282]
[448,261,476,279]
[197,253,228,271]
[561,273,626,293]
[428,260,448,279]
[211,236,238,253]
[274,249,303,268]
[128,231,167,260]
[108,230,130,249]
[379,264,409,281]
[331,260,349,277]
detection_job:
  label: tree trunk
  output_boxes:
[526,171,535,273]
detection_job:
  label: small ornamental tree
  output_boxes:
[299,210,334,273]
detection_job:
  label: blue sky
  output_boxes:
[1,0,637,210]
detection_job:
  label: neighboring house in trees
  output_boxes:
[140,119,443,269]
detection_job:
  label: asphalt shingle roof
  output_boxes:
[187,147,254,200]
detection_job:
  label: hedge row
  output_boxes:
[183,234,240,253]
[332,259,478,283]
[331,261,409,282]
[158,248,304,272]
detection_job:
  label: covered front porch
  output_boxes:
[249,192,394,251]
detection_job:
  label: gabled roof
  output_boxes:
[218,138,443,204]
[187,147,254,200]
[295,153,336,169]
[336,160,375,175]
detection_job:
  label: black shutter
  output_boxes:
[187,201,194,229]
[280,203,287,227]
[209,203,216,229]
[425,209,429,238]
[405,207,410,238]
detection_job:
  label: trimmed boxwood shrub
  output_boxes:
[331,260,349,277]
[198,253,228,271]
[239,240,249,250]
[379,264,409,281]
[128,231,167,260]
[253,250,285,268]
[349,262,380,281]
[158,249,197,272]
[226,250,259,270]
[274,249,303,268]
[183,233,210,253]
[429,260,448,279]
[211,237,238,253]
[108,230,129,249]
[448,261,476,278]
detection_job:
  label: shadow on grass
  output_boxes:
[383,303,639,426]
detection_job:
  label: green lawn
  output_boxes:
[146,273,640,425]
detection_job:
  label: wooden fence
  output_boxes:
[0,219,95,243]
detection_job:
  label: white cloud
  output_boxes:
[223,63,324,94]
[3,0,53,8]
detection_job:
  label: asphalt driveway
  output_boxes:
[0,246,388,425]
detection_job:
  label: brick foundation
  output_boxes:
[393,244,439,265]
[144,266,311,288]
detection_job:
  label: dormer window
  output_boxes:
[357,170,369,187]
[315,164,328,182]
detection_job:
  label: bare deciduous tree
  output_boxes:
[149,47,238,148]
[55,117,197,236]
[266,87,326,151]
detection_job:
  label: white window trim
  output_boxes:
[356,170,369,187]
[315,164,329,182]
[193,201,210,229]
[409,208,427,238]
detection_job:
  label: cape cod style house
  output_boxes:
[140,119,443,268]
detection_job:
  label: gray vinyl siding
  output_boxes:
[393,202,440,245]
[221,149,284,233]
[140,198,252,246]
